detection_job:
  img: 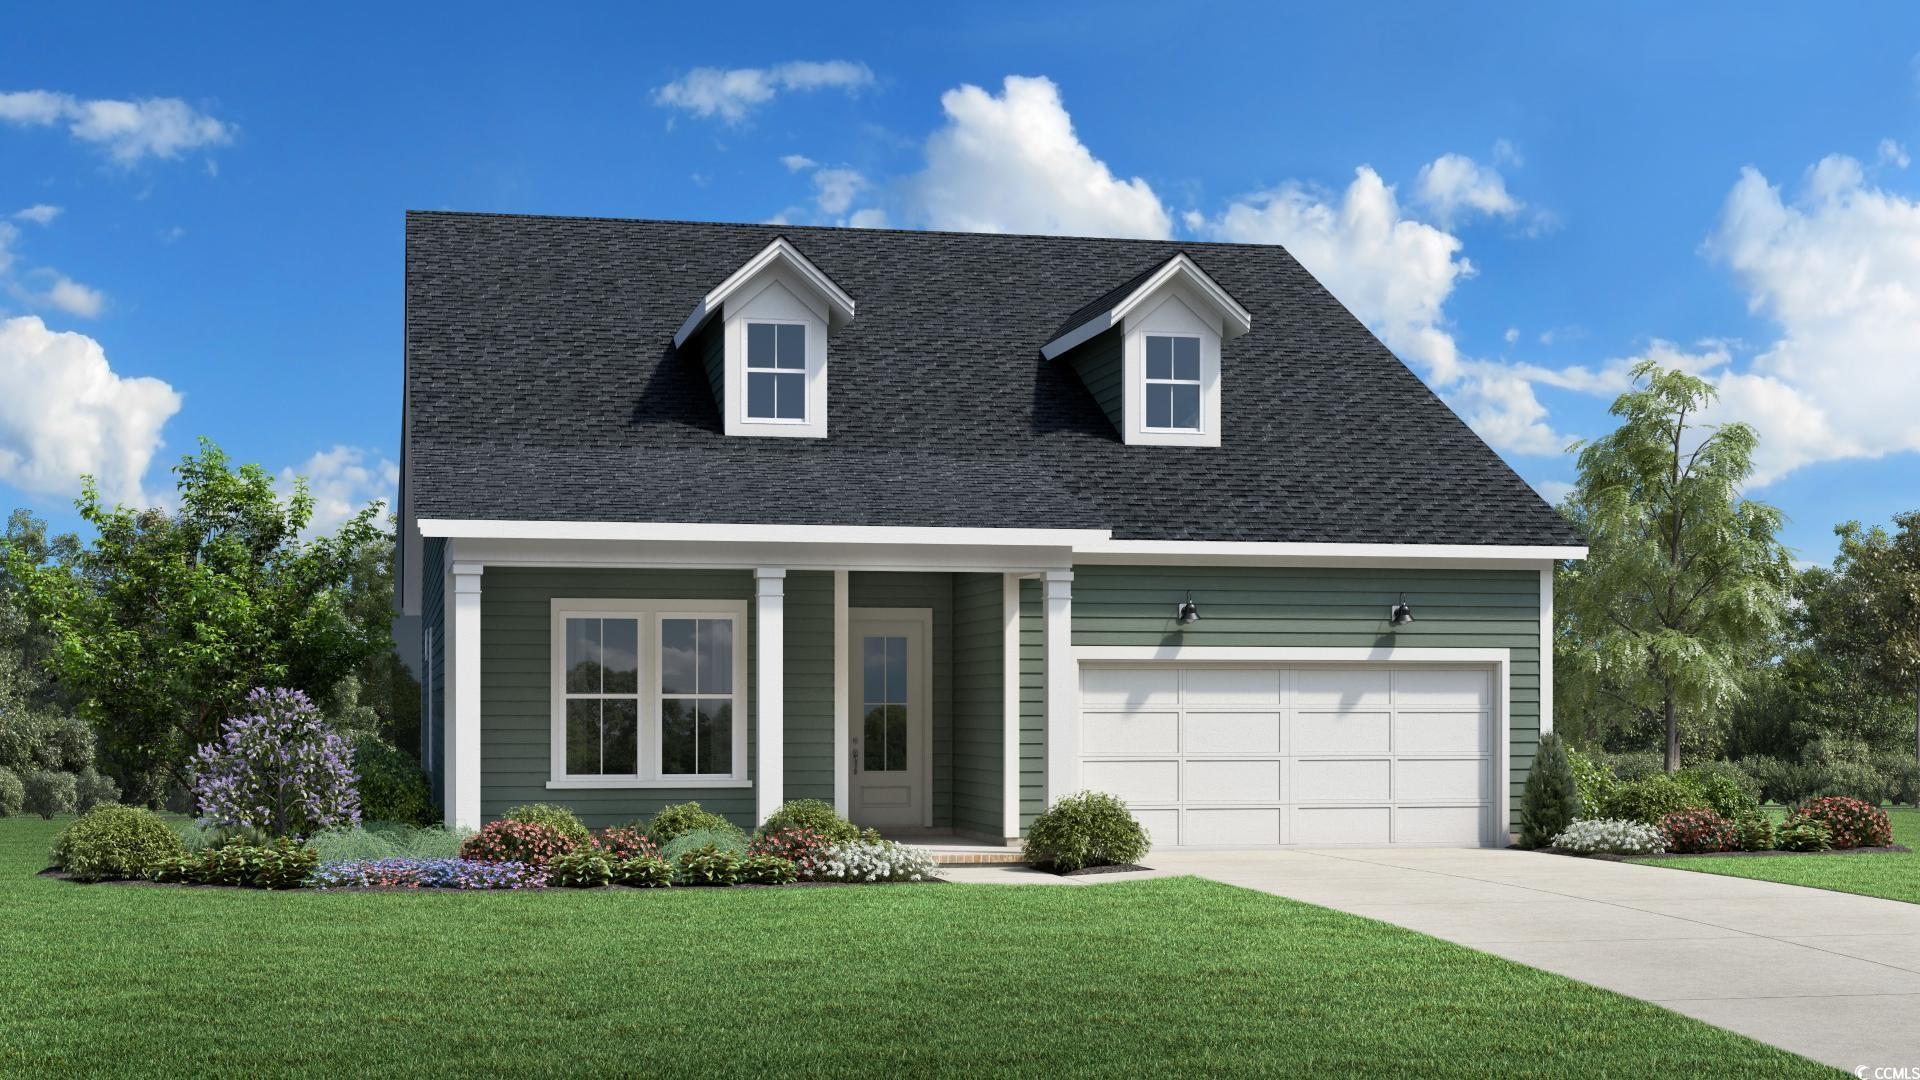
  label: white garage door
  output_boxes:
[1077,664,1495,847]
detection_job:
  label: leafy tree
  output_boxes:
[3,440,384,798]
[1555,362,1792,771]
[1816,512,1920,766]
[331,516,420,755]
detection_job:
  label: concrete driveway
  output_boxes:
[1145,847,1920,1073]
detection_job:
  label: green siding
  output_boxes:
[1019,578,1045,832]
[1069,565,1542,831]
[950,573,1005,838]
[782,571,835,803]
[478,568,759,829]
[848,572,955,828]
[1066,327,1124,433]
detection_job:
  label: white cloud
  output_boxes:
[1532,478,1576,504]
[811,167,867,215]
[1414,152,1523,226]
[12,204,60,225]
[1493,139,1524,167]
[1879,138,1910,169]
[653,61,873,124]
[907,75,1171,239]
[277,445,399,537]
[0,316,181,504]
[0,221,16,273]
[780,154,818,172]
[0,90,232,164]
[846,208,888,229]
[18,274,106,319]
[1503,327,1519,344]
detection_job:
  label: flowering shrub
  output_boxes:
[748,826,833,879]
[645,802,736,844]
[308,857,547,890]
[459,819,579,866]
[501,803,590,845]
[612,855,672,887]
[1660,809,1737,853]
[1775,815,1833,852]
[1791,795,1892,849]
[547,849,616,887]
[191,688,359,838]
[737,853,797,885]
[756,799,860,843]
[812,839,938,883]
[590,826,658,861]
[1548,818,1665,856]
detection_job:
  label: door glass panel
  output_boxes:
[860,634,909,774]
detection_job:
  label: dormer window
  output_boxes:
[672,237,855,439]
[1042,253,1251,449]
[1145,335,1202,432]
[746,322,807,421]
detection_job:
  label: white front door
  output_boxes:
[848,611,931,828]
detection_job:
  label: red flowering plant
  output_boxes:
[591,826,659,861]
[1660,809,1737,854]
[748,826,832,880]
[1791,796,1892,849]
[458,820,579,867]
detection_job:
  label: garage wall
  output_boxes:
[1069,565,1541,831]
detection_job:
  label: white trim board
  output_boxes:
[672,237,856,349]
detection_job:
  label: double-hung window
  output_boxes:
[745,321,806,421]
[1144,334,1202,431]
[549,600,747,787]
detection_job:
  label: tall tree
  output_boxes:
[1817,512,1920,766]
[1555,361,1793,771]
[3,440,385,799]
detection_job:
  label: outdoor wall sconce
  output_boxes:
[1389,594,1415,628]
[1175,592,1201,626]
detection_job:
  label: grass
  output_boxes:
[0,817,1831,1078]
[1637,805,1920,905]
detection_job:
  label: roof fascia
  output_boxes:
[672,237,856,348]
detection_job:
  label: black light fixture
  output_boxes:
[1389,594,1415,628]
[1176,591,1201,626]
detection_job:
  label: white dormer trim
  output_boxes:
[1039,253,1250,361]
[1123,290,1222,447]
[672,236,855,349]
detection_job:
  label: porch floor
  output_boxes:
[878,831,1025,865]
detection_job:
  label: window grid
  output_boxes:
[1144,334,1203,432]
[745,321,806,422]
[561,616,642,777]
[861,635,909,773]
[660,616,736,777]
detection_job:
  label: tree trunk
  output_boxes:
[1664,694,1680,773]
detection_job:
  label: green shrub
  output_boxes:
[1775,815,1832,852]
[1674,766,1760,820]
[1791,795,1892,849]
[73,768,119,813]
[1599,772,1709,825]
[661,826,747,865]
[0,710,94,774]
[1597,750,1664,782]
[308,823,470,863]
[675,845,740,885]
[755,798,859,843]
[1519,733,1576,848]
[644,802,735,843]
[1878,754,1920,807]
[49,804,186,881]
[0,765,22,817]
[736,853,797,885]
[156,839,317,888]
[612,855,673,887]
[501,803,590,844]
[1740,755,1829,805]
[22,769,76,819]
[547,849,616,887]
[1565,747,1618,818]
[352,735,436,826]
[1732,812,1774,852]
[1023,791,1150,872]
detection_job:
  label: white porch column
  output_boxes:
[1002,572,1024,838]
[1539,566,1555,736]
[1042,569,1077,805]
[831,570,850,817]
[447,561,484,830]
[755,568,787,824]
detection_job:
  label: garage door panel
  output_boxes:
[1081,667,1178,707]
[1295,806,1390,845]
[1083,759,1179,804]
[1294,758,1390,801]
[1183,808,1281,846]
[1393,711,1486,754]
[1391,668,1489,707]
[1295,668,1389,707]
[1180,668,1281,705]
[1396,758,1485,801]
[1081,710,1179,755]
[1182,711,1280,754]
[1182,759,1281,803]
[1292,710,1389,754]
[1396,806,1484,845]
[1134,809,1180,847]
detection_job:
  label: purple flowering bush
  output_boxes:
[191,687,359,839]
[308,858,547,890]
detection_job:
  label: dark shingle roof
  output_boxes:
[403,212,1580,546]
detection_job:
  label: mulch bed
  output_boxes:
[1050,863,1153,877]
[1531,845,1910,863]
[37,868,944,890]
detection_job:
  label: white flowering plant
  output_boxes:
[1549,818,1665,856]
[810,839,938,883]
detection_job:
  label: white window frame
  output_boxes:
[547,598,751,789]
[1143,333,1204,433]
[1121,289,1223,448]
[742,318,809,424]
[722,269,830,439]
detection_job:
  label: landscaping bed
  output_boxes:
[1536,843,1909,863]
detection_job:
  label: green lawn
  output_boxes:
[0,817,1830,1077]
[1637,805,1920,904]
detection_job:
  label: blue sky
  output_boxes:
[3,3,1917,562]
